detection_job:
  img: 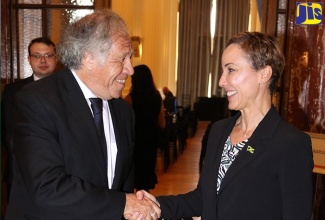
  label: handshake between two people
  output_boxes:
[124,190,160,220]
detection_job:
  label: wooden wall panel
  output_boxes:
[280,2,325,219]
[1,0,12,87]
[282,0,325,133]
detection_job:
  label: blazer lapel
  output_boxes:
[107,99,125,190]
[219,106,281,194]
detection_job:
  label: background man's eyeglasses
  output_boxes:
[30,53,56,61]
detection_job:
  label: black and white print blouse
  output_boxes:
[216,136,247,194]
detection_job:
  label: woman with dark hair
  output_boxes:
[125,64,165,191]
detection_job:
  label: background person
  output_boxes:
[124,64,165,192]
[1,36,57,203]
[136,31,314,220]
[162,86,175,113]
[5,10,160,220]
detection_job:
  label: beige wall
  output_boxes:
[112,0,178,97]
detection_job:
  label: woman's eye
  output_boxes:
[228,68,235,73]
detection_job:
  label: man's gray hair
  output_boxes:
[57,9,130,69]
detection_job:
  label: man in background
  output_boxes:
[1,37,57,203]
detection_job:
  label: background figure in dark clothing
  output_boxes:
[125,64,165,191]
[162,86,175,113]
[2,37,57,150]
[1,37,57,204]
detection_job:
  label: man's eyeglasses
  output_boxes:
[30,53,56,61]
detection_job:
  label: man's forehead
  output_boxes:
[110,38,132,53]
[30,43,55,50]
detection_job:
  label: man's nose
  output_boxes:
[40,56,47,62]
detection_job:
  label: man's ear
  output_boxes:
[82,52,95,71]
[260,66,272,84]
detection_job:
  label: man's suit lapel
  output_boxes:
[59,69,108,184]
[219,106,281,194]
[107,99,125,190]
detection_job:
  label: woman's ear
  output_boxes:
[260,66,272,84]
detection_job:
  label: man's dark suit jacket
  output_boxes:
[157,106,314,220]
[2,75,34,148]
[2,76,34,186]
[5,68,135,220]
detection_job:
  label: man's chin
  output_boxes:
[112,93,122,99]
[35,71,52,75]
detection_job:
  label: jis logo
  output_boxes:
[296,2,323,25]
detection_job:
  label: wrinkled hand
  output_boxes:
[123,192,161,220]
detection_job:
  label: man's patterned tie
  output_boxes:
[89,98,108,171]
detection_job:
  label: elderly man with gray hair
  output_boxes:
[6,10,160,220]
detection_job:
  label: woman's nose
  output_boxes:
[218,73,226,87]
